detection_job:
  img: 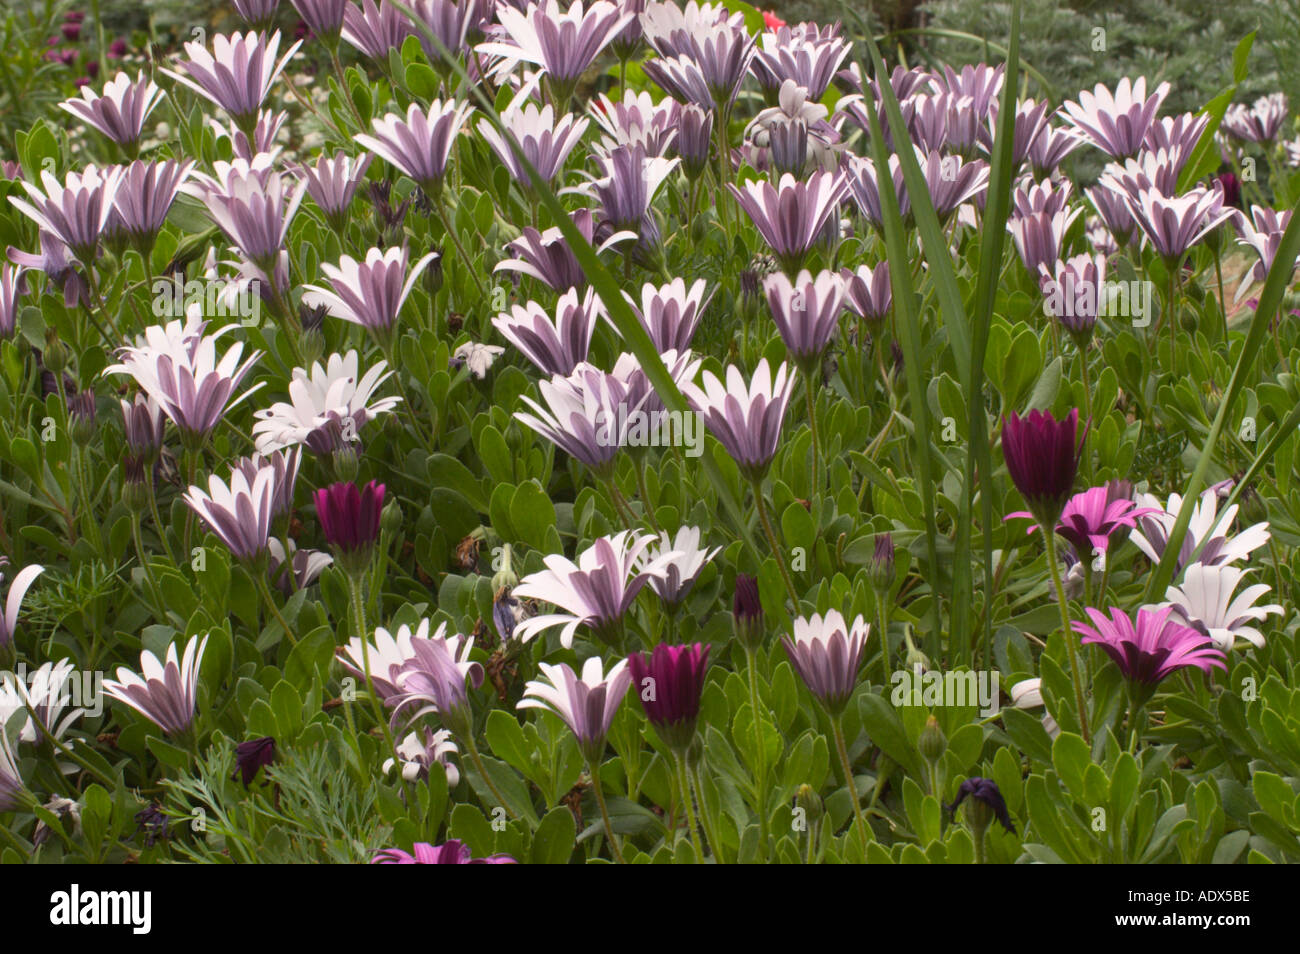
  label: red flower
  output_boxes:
[762,9,786,30]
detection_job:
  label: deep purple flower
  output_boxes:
[1073,606,1227,687]
[314,480,385,569]
[233,736,276,786]
[371,839,516,864]
[1000,407,1082,527]
[946,777,1015,833]
[627,642,709,751]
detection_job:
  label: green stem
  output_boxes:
[752,478,799,606]
[804,371,821,498]
[436,203,487,301]
[588,757,625,863]
[1042,527,1091,744]
[465,733,519,820]
[743,644,769,859]
[832,713,869,853]
[674,749,705,862]
[257,570,298,647]
[145,468,177,566]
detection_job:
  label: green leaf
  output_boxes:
[531,806,576,864]
[510,479,557,551]
[1052,732,1091,801]
[858,694,923,778]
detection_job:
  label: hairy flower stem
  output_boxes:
[804,372,821,497]
[435,203,487,302]
[832,713,869,853]
[145,469,177,566]
[131,517,166,614]
[256,571,298,647]
[633,460,661,533]
[603,477,639,533]
[751,479,799,606]
[675,750,705,862]
[1079,349,1095,483]
[465,733,518,820]
[344,572,400,761]
[690,761,725,863]
[587,757,625,863]
[743,644,769,859]
[1042,527,1091,744]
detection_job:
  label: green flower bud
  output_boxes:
[918,714,947,766]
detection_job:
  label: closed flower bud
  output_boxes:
[122,454,150,512]
[298,326,325,366]
[68,389,96,445]
[903,624,930,672]
[732,573,764,649]
[946,776,1016,836]
[380,497,402,536]
[233,736,276,787]
[795,782,823,823]
[868,532,894,591]
[332,443,360,483]
[918,714,946,765]
[491,542,517,591]
[43,328,68,374]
